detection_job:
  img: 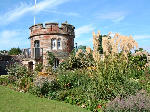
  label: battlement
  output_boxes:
[29,22,75,38]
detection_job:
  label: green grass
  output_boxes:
[0,86,90,112]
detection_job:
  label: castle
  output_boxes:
[22,21,75,70]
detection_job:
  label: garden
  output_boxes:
[0,31,150,112]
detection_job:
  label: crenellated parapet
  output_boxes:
[29,22,75,38]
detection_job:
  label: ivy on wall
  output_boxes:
[47,51,55,67]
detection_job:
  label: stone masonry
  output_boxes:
[29,22,75,67]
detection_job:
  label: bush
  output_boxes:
[55,69,105,111]
[28,52,149,111]
[105,90,150,112]
[34,63,43,72]
[31,80,59,98]
[95,54,142,100]
[0,75,9,86]
[139,67,150,92]
[7,64,33,92]
[57,69,90,90]
[42,53,148,111]
[59,54,82,70]
[8,47,22,55]
[59,51,95,70]
[7,63,30,80]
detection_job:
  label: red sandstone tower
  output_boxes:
[25,22,75,69]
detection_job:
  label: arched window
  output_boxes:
[51,39,56,50]
[57,38,61,49]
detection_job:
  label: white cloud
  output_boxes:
[0,0,69,25]
[112,16,125,23]
[0,30,29,50]
[133,35,150,40]
[44,10,79,17]
[75,24,95,38]
[97,11,126,23]
[35,0,69,12]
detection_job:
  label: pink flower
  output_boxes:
[97,104,102,109]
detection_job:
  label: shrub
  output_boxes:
[34,63,43,72]
[95,54,143,100]
[7,63,30,79]
[8,47,22,55]
[58,54,82,70]
[7,64,33,92]
[0,75,9,86]
[31,80,59,98]
[139,67,150,92]
[105,90,150,112]
[57,69,90,90]
[55,69,105,111]
[59,51,95,70]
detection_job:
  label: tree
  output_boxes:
[8,48,22,55]
[77,45,86,52]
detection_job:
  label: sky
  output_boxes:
[0,0,150,52]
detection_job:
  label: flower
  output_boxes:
[81,104,86,108]
[97,104,102,109]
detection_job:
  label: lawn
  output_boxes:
[0,86,90,112]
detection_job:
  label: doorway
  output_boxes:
[28,61,33,71]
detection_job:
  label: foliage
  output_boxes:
[7,64,29,79]
[0,75,9,86]
[57,69,90,90]
[8,47,22,55]
[105,90,150,112]
[98,35,103,54]
[139,67,150,92]
[2,30,150,111]
[31,51,150,111]
[34,62,43,72]
[47,51,55,67]
[58,54,82,70]
[7,64,33,92]
[77,45,86,53]
[31,80,59,97]
[59,50,95,70]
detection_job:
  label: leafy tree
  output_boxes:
[77,45,86,53]
[8,48,22,55]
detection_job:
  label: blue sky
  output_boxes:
[0,0,150,52]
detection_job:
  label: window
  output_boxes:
[51,39,56,50]
[54,59,59,68]
[57,39,61,49]
[50,25,53,31]
[34,40,40,48]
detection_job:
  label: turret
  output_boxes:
[29,22,75,38]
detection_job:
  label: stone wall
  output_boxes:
[29,22,75,66]
[0,55,17,75]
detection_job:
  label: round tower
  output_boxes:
[29,22,75,67]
